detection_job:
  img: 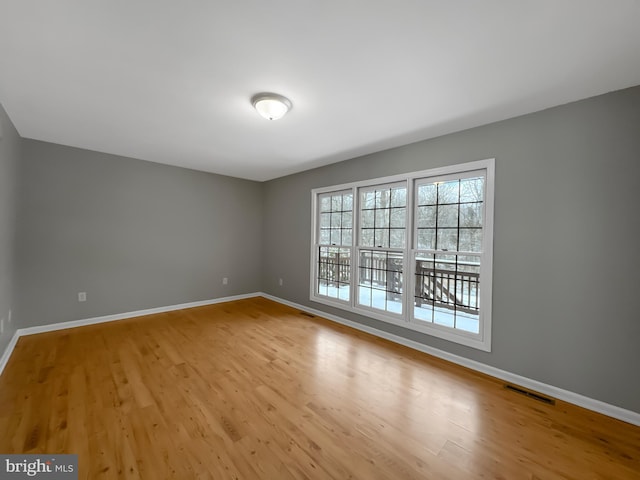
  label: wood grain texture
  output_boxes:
[1,297,638,479]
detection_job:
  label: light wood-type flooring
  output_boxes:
[0,297,638,479]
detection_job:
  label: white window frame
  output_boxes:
[312,189,354,305]
[310,158,495,351]
[355,181,407,320]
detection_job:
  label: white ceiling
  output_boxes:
[1,1,639,181]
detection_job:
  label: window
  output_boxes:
[413,173,484,336]
[314,190,353,302]
[357,183,406,315]
[311,159,494,351]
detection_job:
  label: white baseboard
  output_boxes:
[2,291,638,427]
[0,292,261,377]
[17,292,261,337]
[261,293,640,427]
[0,330,20,379]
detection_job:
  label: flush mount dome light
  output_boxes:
[251,92,292,120]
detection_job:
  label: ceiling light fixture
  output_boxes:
[251,92,292,120]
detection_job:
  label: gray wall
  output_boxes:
[262,86,640,413]
[15,140,263,327]
[0,104,21,354]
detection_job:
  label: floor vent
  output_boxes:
[299,311,316,318]
[504,384,556,405]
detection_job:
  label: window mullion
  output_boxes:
[350,186,358,310]
[404,179,413,323]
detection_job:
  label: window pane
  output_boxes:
[330,228,342,245]
[376,189,390,208]
[359,284,372,306]
[343,211,353,229]
[389,229,405,248]
[361,209,374,228]
[460,177,484,203]
[360,229,374,247]
[415,173,485,253]
[320,195,332,212]
[459,228,482,252]
[417,205,436,228]
[417,229,436,250]
[359,185,407,251]
[343,229,352,245]
[437,228,458,251]
[375,209,389,228]
[434,310,455,328]
[318,190,353,247]
[459,203,482,228]
[437,204,458,228]
[317,247,351,302]
[374,229,389,248]
[417,184,437,205]
[390,208,405,228]
[438,180,459,204]
[358,250,403,314]
[362,191,375,209]
[458,255,481,274]
[391,187,406,207]
[359,249,373,287]
[413,253,480,334]
[343,194,353,210]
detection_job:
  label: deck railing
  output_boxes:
[414,257,479,314]
[318,251,350,285]
[318,252,480,314]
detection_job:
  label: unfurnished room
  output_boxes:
[1,1,639,479]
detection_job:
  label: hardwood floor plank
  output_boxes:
[1,297,639,479]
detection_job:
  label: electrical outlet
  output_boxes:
[279,278,283,286]
[78,292,87,302]
[222,277,228,285]
[0,318,4,335]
